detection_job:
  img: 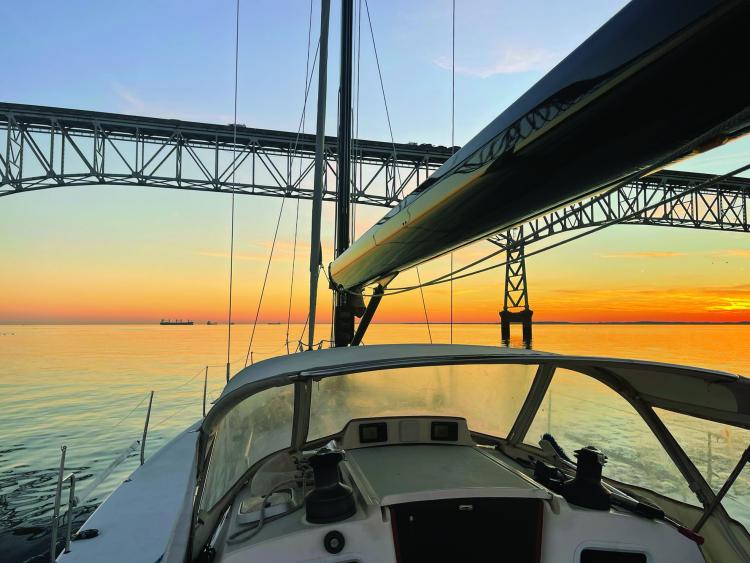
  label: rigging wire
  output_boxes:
[417,265,434,341]
[451,0,456,152]
[449,0,455,344]
[292,40,321,144]
[154,366,206,393]
[363,0,432,340]
[148,379,236,432]
[244,198,287,367]
[449,251,454,342]
[109,393,150,430]
[286,198,301,355]
[247,8,321,364]
[286,0,315,354]
[226,0,241,382]
[363,0,401,183]
[72,379,185,444]
[70,362,212,443]
[415,267,433,343]
[296,306,311,352]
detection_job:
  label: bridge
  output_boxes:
[2,102,749,340]
[490,170,750,341]
[0,102,452,206]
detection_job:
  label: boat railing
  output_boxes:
[43,354,289,559]
[293,338,332,353]
[42,361,227,560]
[50,445,77,562]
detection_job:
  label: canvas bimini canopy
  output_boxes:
[328,0,750,292]
[203,345,750,435]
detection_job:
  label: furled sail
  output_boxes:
[329,0,750,291]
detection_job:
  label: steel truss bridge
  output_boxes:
[0,102,452,206]
[491,170,750,340]
[2,102,749,339]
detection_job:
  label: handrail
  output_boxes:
[45,366,214,560]
[50,446,77,561]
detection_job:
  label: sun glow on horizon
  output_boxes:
[1,187,747,325]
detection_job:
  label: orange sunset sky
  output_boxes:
[1,136,749,325]
[1,1,749,325]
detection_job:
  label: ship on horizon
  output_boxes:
[159,319,193,325]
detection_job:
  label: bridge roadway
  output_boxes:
[2,102,748,239]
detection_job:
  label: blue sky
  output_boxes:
[2,0,629,143]
[2,0,749,324]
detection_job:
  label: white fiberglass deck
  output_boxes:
[57,424,199,563]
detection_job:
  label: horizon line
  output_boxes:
[1,320,748,326]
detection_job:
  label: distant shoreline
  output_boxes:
[0,321,748,326]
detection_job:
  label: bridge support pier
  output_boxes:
[500,309,533,344]
[500,229,533,347]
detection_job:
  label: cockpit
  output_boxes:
[190,345,750,562]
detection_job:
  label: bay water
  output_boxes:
[1,323,748,560]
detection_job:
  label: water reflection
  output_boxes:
[1,323,748,560]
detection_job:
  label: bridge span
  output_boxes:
[489,170,750,341]
[0,102,451,206]
[2,102,748,340]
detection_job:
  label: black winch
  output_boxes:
[561,446,611,510]
[305,450,356,524]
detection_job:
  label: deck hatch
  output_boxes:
[391,497,543,562]
[345,444,549,507]
[580,549,647,562]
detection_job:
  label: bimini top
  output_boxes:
[222,344,541,395]
[203,344,750,434]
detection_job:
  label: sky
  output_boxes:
[1,0,749,325]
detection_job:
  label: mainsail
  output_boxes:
[329,0,750,291]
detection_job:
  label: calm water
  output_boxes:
[1,323,749,560]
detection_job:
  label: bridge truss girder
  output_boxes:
[489,170,750,253]
[0,103,453,206]
[490,170,749,343]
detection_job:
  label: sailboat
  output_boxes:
[55,0,750,561]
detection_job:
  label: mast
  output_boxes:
[307,0,330,350]
[333,0,356,347]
